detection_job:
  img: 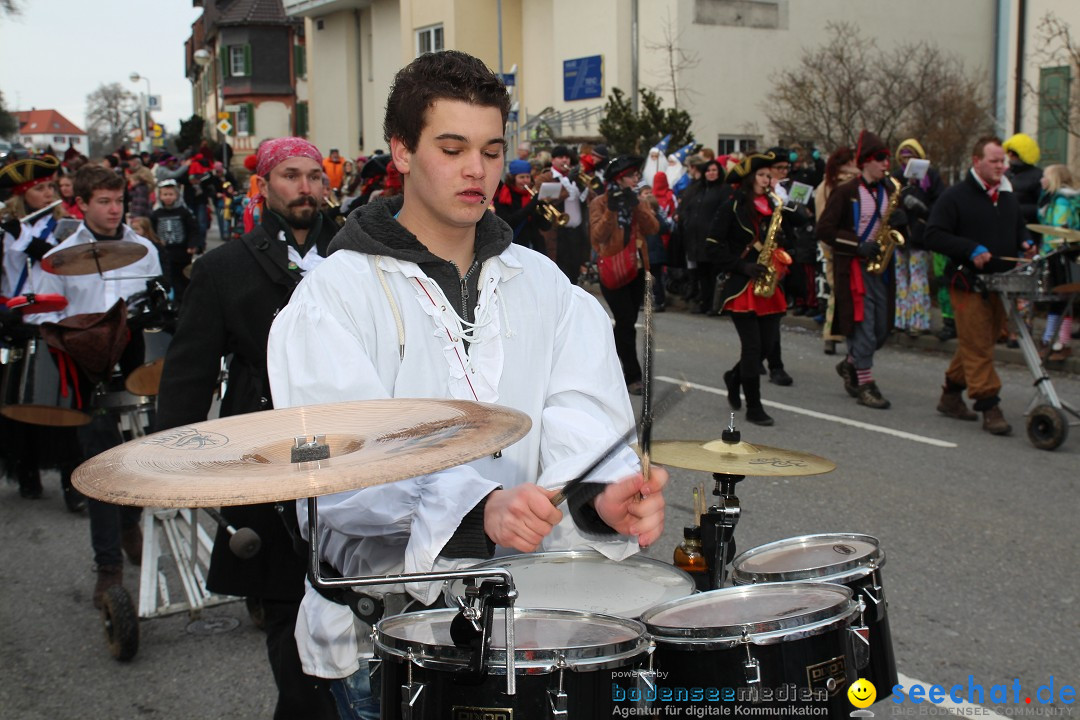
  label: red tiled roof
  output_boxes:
[15,109,86,136]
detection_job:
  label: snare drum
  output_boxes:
[0,334,90,427]
[443,550,696,618]
[374,607,650,719]
[731,533,897,698]
[641,582,860,716]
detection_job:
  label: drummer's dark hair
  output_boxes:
[383,50,510,152]
[73,164,125,202]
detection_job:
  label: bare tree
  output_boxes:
[0,0,20,19]
[86,83,139,156]
[766,22,993,177]
[1026,13,1080,141]
[644,9,700,110]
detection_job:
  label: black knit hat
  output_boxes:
[550,145,571,159]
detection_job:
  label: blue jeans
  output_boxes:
[215,199,229,240]
[329,661,379,720]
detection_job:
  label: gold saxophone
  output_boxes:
[752,190,792,298]
[865,177,906,275]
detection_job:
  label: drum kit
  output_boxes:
[979,224,1080,450]
[72,395,897,717]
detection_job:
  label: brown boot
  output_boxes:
[937,387,977,421]
[121,525,143,566]
[93,565,123,610]
[982,406,1012,435]
[856,381,890,409]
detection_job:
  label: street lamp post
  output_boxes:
[192,49,221,146]
[129,72,152,153]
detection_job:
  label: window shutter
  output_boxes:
[298,102,308,137]
[247,103,255,135]
[244,44,252,76]
[294,45,306,78]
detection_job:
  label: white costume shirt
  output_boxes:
[2,213,62,298]
[267,243,640,679]
[35,223,163,322]
[551,167,587,229]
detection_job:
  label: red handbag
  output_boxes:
[597,226,640,290]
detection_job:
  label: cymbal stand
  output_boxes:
[699,415,746,590]
[304,491,520,696]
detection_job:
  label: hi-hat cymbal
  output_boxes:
[1027,224,1080,242]
[650,438,835,476]
[124,357,164,396]
[41,240,149,276]
[73,399,531,507]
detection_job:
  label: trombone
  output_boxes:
[525,186,569,227]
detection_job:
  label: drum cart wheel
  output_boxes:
[1027,405,1069,451]
[101,585,140,662]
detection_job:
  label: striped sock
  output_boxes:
[1060,316,1073,346]
[856,368,874,386]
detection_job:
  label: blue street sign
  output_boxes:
[500,72,516,87]
[563,55,603,101]
[508,110,518,123]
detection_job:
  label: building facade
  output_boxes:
[186,0,307,161]
[13,109,88,157]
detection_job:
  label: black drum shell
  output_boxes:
[1,335,91,427]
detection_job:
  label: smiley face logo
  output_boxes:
[848,678,877,708]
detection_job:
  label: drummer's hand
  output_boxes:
[1023,241,1038,259]
[973,251,992,269]
[594,466,668,548]
[484,486,563,553]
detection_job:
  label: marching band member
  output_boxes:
[156,137,339,720]
[35,164,163,607]
[549,144,589,283]
[0,155,83,509]
[706,152,787,426]
[266,52,667,719]
[492,158,552,253]
[817,130,901,410]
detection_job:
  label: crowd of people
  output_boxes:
[1,48,1077,720]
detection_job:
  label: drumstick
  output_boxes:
[997,256,1033,263]
[641,271,655,484]
[550,381,690,507]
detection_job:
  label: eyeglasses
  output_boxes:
[869,151,890,163]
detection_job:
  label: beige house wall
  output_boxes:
[361,0,403,152]
[307,10,364,157]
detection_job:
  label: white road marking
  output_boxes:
[656,375,959,448]
[886,673,1010,718]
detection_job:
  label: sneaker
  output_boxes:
[121,525,143,566]
[1047,345,1071,363]
[768,368,793,386]
[723,370,741,410]
[856,382,891,409]
[93,565,123,610]
[745,406,775,426]
[835,360,859,398]
[982,406,1012,435]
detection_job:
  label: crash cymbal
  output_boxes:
[1052,282,1080,295]
[40,240,149,276]
[124,357,164,396]
[1027,224,1080,242]
[5,293,68,315]
[73,398,531,507]
[650,438,835,476]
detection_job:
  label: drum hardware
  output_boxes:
[549,657,568,719]
[203,507,261,560]
[40,239,149,276]
[1052,282,1080,294]
[5,292,68,315]
[742,632,762,688]
[401,650,425,720]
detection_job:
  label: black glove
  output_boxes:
[608,187,637,214]
[1,217,20,239]
[903,194,929,216]
[24,236,54,262]
[888,209,909,228]
[856,243,879,259]
[739,261,766,279]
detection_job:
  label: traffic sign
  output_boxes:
[152,137,165,148]
[131,128,143,143]
[224,104,243,112]
[218,111,231,120]
[216,119,233,135]
[146,95,162,111]
[151,123,164,139]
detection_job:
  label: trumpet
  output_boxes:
[525,186,569,227]
[569,166,604,194]
[322,193,347,227]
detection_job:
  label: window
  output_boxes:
[416,25,444,56]
[227,45,251,77]
[237,103,255,136]
[717,136,757,155]
[294,44,306,79]
[297,102,309,138]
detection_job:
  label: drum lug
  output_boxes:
[548,665,568,719]
[742,635,761,693]
[368,658,382,703]
[849,623,871,670]
[861,577,886,623]
[400,652,425,720]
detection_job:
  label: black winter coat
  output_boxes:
[680,178,728,263]
[155,215,336,601]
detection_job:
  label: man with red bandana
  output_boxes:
[156,137,340,719]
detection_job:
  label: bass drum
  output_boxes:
[731,533,898,699]
[641,582,861,716]
[443,550,695,618]
[1,334,91,427]
[375,607,651,719]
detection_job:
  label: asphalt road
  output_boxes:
[1,265,1076,719]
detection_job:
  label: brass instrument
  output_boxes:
[569,166,604,194]
[865,177,906,275]
[525,186,569,227]
[323,193,347,227]
[751,191,792,298]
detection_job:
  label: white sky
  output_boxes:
[0,0,203,136]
